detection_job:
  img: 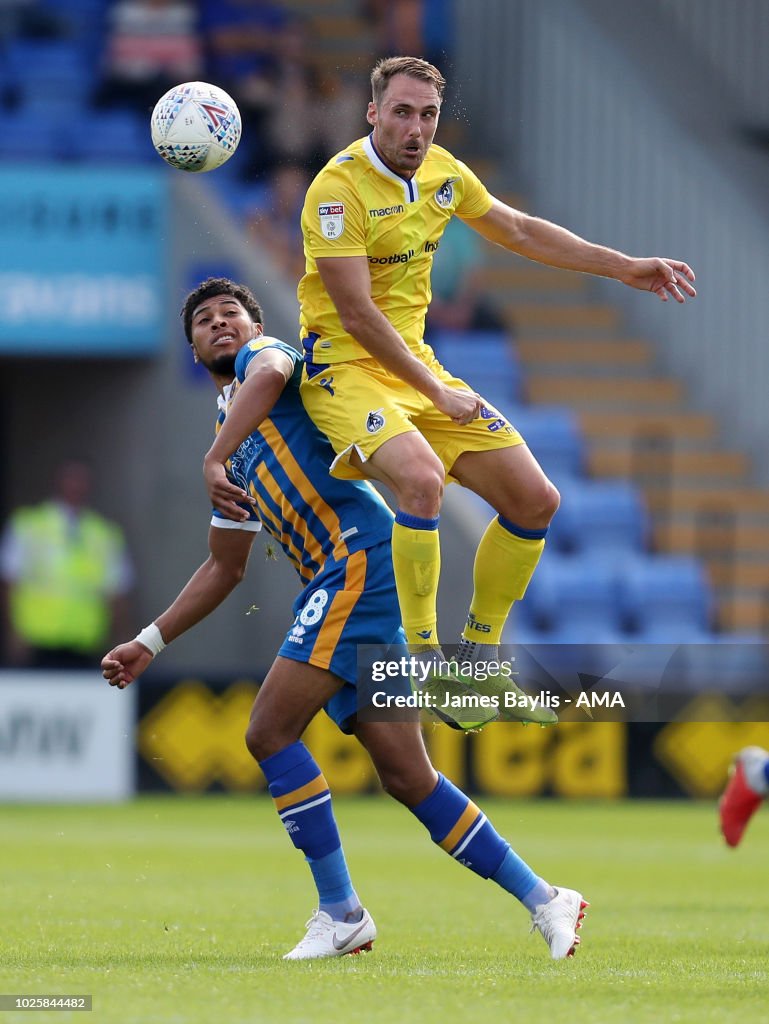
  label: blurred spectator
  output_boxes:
[239,64,367,270]
[201,0,287,87]
[200,0,288,173]
[93,0,202,114]
[315,69,369,158]
[0,460,134,669]
[424,217,505,337]
[0,0,68,109]
[202,7,329,179]
[0,0,67,43]
[368,0,424,56]
[251,18,325,176]
[246,161,311,282]
[365,0,452,66]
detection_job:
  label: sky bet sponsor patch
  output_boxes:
[318,203,344,238]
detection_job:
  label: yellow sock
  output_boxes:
[463,516,546,644]
[391,513,441,647]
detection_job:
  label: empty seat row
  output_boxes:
[512,552,713,641]
[548,479,648,553]
[428,329,522,409]
[463,475,647,555]
[0,108,153,163]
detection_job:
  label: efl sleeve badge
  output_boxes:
[318,203,345,239]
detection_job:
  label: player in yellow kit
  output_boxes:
[299,55,696,679]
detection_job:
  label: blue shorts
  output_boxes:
[277,540,407,733]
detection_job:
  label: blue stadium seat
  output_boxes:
[428,330,521,406]
[671,637,768,692]
[0,111,63,160]
[502,619,552,646]
[19,92,89,130]
[7,40,92,105]
[21,73,92,111]
[49,0,108,66]
[619,555,713,635]
[507,405,585,481]
[66,110,153,163]
[43,0,105,14]
[548,479,648,555]
[537,620,628,643]
[518,553,624,636]
[629,622,715,643]
[429,329,512,363]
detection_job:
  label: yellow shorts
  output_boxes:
[299,352,524,481]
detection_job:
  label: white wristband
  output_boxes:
[135,623,166,657]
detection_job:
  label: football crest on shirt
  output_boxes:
[318,203,345,238]
[228,436,262,491]
[366,409,386,433]
[434,178,457,208]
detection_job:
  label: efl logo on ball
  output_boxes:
[150,81,242,173]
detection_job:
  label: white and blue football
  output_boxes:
[151,81,241,173]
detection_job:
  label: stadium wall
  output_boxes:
[656,0,769,127]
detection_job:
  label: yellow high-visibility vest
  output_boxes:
[8,503,126,652]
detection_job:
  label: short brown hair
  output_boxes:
[370,56,446,106]
[180,277,264,346]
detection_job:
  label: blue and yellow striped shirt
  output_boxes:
[211,338,394,583]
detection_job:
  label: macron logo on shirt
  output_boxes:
[368,204,405,218]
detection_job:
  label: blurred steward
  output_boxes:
[0,459,134,668]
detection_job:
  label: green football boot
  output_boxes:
[455,670,558,727]
[414,663,498,731]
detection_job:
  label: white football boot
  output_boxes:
[530,887,589,959]
[283,909,376,960]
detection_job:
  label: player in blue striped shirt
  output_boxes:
[101,278,586,961]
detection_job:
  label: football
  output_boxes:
[150,81,242,173]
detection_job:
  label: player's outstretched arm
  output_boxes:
[467,198,696,303]
[204,349,293,521]
[101,526,255,689]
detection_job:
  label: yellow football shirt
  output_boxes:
[298,134,493,365]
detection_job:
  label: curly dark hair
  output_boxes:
[180,277,264,345]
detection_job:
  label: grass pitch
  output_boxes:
[1,797,767,1024]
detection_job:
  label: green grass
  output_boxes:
[1,797,767,1024]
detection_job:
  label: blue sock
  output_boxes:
[492,850,552,911]
[411,775,549,908]
[763,759,769,787]
[498,517,549,540]
[260,741,360,921]
[410,774,511,878]
[307,850,362,922]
